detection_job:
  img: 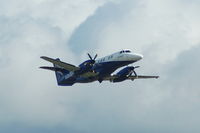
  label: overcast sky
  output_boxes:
[0,0,200,133]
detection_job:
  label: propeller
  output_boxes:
[129,66,140,77]
[87,53,98,65]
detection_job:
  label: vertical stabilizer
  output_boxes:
[53,58,70,85]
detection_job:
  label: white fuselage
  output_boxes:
[96,49,143,64]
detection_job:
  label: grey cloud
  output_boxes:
[150,45,200,133]
[68,1,136,54]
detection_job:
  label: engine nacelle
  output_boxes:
[112,66,134,82]
[77,60,95,74]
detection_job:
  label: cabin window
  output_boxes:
[108,55,113,59]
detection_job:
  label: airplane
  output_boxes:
[40,49,159,86]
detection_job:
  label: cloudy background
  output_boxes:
[0,0,200,132]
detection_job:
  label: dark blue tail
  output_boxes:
[53,58,74,86]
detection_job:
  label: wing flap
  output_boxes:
[80,72,99,77]
[40,56,80,71]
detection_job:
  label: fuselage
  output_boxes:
[74,49,143,83]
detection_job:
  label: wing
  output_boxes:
[40,56,80,71]
[128,75,159,80]
[104,75,159,81]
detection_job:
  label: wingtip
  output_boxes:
[40,56,46,59]
[39,66,47,69]
[39,66,43,69]
[40,56,51,61]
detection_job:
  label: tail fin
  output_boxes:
[53,58,71,85]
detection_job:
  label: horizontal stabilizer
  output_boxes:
[40,56,80,71]
[39,66,64,72]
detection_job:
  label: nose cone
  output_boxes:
[129,53,143,61]
[136,54,143,61]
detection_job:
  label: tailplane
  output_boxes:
[40,58,74,86]
[53,58,71,85]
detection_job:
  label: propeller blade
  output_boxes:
[128,66,139,77]
[94,54,98,60]
[134,66,140,69]
[87,53,93,60]
[133,70,137,77]
[128,70,133,76]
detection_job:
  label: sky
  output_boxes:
[0,0,200,133]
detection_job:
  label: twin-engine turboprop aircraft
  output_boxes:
[40,49,159,86]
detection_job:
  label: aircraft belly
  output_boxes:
[76,77,97,83]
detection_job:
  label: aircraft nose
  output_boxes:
[127,53,143,61]
[136,54,143,60]
[131,53,143,61]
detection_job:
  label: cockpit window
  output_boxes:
[125,50,131,53]
[120,50,131,54]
